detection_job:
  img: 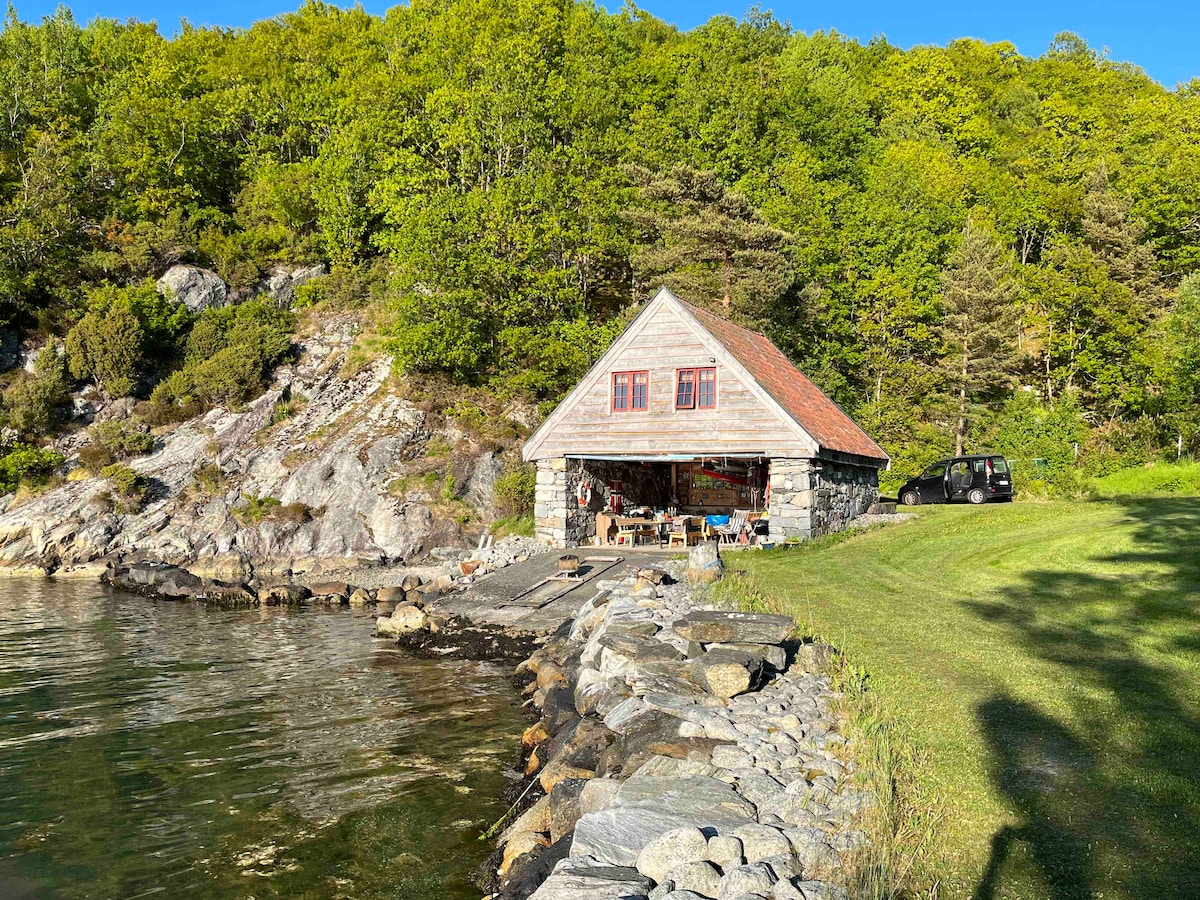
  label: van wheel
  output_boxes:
[967,488,988,505]
[901,490,921,506]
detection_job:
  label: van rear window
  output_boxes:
[989,457,1009,474]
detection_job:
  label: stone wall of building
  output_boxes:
[767,457,879,543]
[534,458,571,547]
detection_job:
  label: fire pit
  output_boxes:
[557,555,581,578]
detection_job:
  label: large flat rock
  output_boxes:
[571,775,757,866]
[528,856,652,899]
[672,611,794,645]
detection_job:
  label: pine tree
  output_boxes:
[627,165,793,323]
[937,221,1019,455]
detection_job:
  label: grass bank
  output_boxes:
[733,499,1200,899]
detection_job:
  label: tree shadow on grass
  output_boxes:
[965,498,1200,899]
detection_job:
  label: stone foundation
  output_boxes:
[767,458,879,543]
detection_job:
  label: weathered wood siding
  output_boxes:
[526,300,815,460]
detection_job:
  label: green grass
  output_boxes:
[490,513,535,538]
[735,499,1200,899]
[1089,460,1200,498]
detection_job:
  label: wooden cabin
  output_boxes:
[522,287,889,547]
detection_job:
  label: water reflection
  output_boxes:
[0,579,524,898]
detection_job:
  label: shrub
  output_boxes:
[149,302,297,410]
[66,282,192,394]
[192,462,226,495]
[79,444,115,474]
[234,493,318,525]
[66,304,143,396]
[0,444,65,494]
[270,388,307,425]
[90,420,155,458]
[494,465,536,518]
[100,463,147,514]
[3,349,70,436]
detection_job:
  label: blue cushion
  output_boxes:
[706,515,731,526]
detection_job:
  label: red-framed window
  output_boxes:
[612,371,649,411]
[676,367,716,409]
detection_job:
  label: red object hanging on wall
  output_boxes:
[607,480,624,514]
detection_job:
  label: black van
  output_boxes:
[898,455,1013,506]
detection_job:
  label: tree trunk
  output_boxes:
[722,247,731,311]
[956,350,969,456]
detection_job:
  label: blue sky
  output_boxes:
[13,0,1199,89]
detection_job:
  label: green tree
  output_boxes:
[629,164,793,320]
[936,222,1019,455]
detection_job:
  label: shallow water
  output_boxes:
[0,579,525,898]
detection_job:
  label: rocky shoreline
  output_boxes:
[28,527,871,900]
[384,552,871,900]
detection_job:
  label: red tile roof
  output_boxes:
[680,299,889,462]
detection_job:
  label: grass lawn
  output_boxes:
[734,498,1200,899]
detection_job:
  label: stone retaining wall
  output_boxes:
[492,561,869,900]
[767,458,879,543]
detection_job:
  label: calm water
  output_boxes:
[0,580,525,899]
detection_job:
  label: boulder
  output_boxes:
[376,605,427,636]
[635,826,710,883]
[194,581,258,605]
[673,611,794,646]
[502,834,573,898]
[794,643,835,674]
[707,834,744,868]
[255,262,326,307]
[376,586,407,604]
[686,540,723,585]
[348,587,373,606]
[549,777,590,842]
[579,777,621,816]
[664,860,722,896]
[309,581,356,599]
[400,572,424,591]
[773,880,806,900]
[570,776,757,867]
[730,824,792,863]
[156,265,228,312]
[690,650,767,699]
[716,862,776,899]
[760,852,801,879]
[793,881,850,900]
[706,642,787,672]
[501,830,551,876]
[502,794,552,844]
[528,856,653,900]
[262,583,311,606]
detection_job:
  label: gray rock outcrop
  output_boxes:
[156,265,229,311]
[253,263,326,307]
[0,315,503,577]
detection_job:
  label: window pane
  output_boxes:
[613,373,628,410]
[676,369,695,408]
[698,368,716,407]
[990,458,1009,474]
[632,373,648,409]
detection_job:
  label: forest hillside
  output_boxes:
[1,0,1199,499]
